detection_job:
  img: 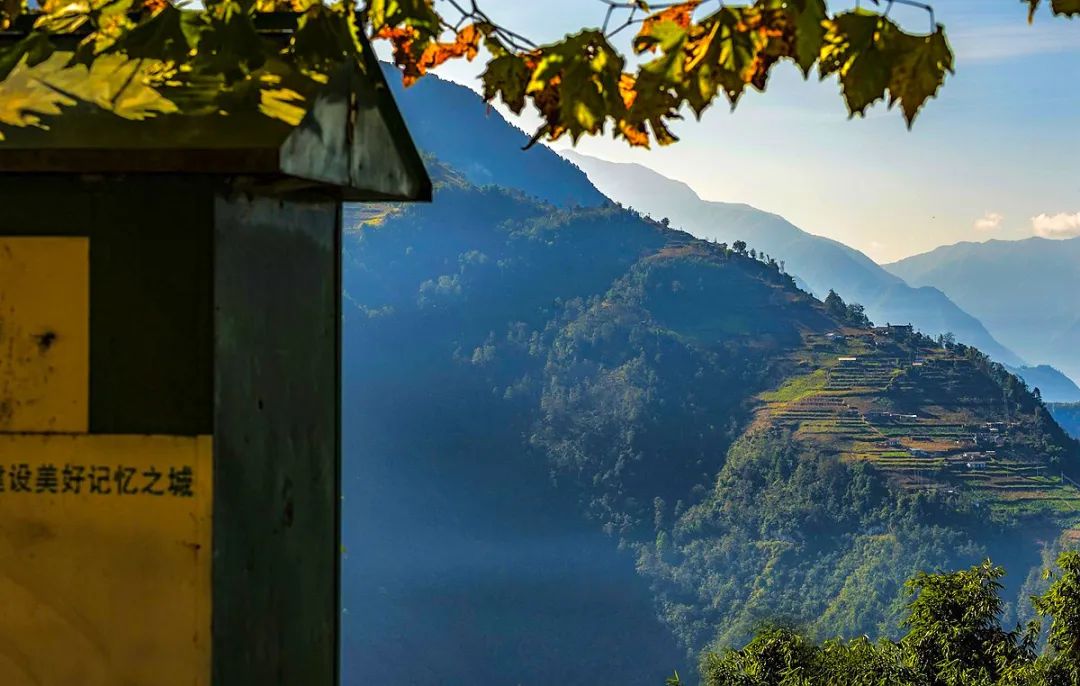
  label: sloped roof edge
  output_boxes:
[0,13,431,202]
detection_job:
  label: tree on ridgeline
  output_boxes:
[824,288,847,319]
[824,288,870,327]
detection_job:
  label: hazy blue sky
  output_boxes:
[423,1,1080,262]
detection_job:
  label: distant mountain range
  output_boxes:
[382,65,1077,402]
[561,152,1080,402]
[342,162,1080,685]
[1004,365,1080,403]
[381,64,606,209]
[887,237,1080,388]
[1050,403,1080,440]
[340,69,1080,685]
[561,151,1024,367]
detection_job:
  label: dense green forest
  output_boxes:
[693,552,1080,686]
[340,160,1080,684]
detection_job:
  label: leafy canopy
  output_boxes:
[700,552,1080,686]
[0,0,1075,145]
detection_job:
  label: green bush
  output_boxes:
[696,552,1080,686]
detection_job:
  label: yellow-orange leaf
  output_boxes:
[642,0,699,32]
[385,23,482,87]
[634,0,699,53]
[618,119,650,147]
[618,72,637,109]
[139,0,170,14]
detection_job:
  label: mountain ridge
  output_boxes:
[559,150,1028,372]
[1004,364,1080,403]
[381,68,1033,385]
[886,235,1080,387]
[380,64,607,208]
[341,162,1080,684]
[1050,403,1080,439]
[339,71,1080,685]
[889,235,1080,255]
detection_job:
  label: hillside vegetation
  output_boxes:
[696,552,1080,686]
[340,165,1080,684]
[561,150,1024,369]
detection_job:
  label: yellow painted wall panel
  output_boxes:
[0,237,89,433]
[0,434,212,686]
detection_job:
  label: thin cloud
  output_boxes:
[1031,212,1080,239]
[951,24,1080,62]
[973,211,1003,232]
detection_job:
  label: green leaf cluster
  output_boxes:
[0,0,368,137]
[478,0,958,148]
[2,0,1075,148]
[700,553,1080,686]
[819,10,953,126]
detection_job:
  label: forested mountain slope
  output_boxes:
[379,69,1080,408]
[377,66,1028,380]
[339,170,686,685]
[380,64,606,208]
[339,165,1080,685]
[561,150,1025,369]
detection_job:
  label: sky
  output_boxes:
[421,0,1080,263]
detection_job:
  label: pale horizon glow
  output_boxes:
[421,0,1080,263]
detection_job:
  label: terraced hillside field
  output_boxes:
[759,326,1080,523]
